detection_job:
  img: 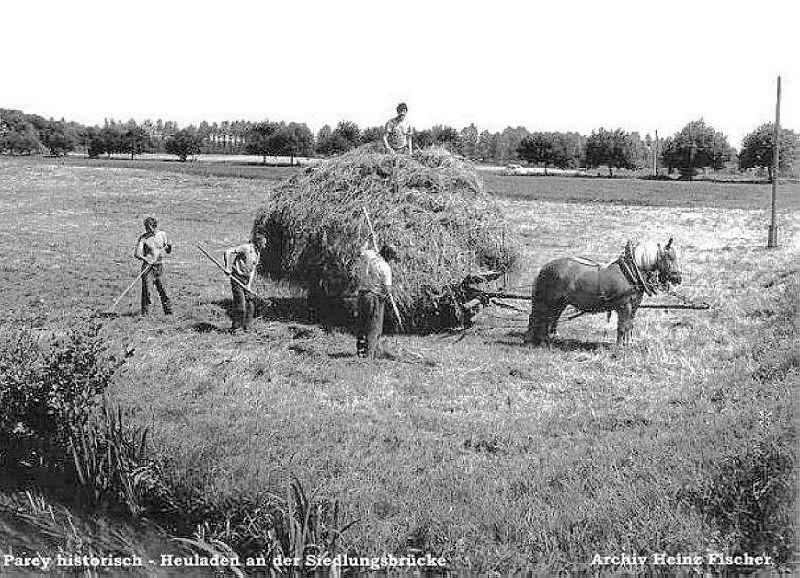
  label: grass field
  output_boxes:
[48,154,800,211]
[1,155,797,574]
[481,172,800,211]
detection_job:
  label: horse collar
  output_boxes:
[619,241,658,296]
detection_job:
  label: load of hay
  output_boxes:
[253,146,520,332]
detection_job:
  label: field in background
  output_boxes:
[32,154,800,212]
[55,154,305,182]
[482,172,800,211]
[0,156,797,573]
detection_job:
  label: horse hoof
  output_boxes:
[523,335,541,347]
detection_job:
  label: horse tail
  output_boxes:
[525,265,560,345]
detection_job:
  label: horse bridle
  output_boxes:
[655,243,680,290]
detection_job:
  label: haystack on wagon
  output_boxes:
[253,147,520,332]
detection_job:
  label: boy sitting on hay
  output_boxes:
[355,242,398,358]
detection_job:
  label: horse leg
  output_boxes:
[616,294,643,345]
[524,304,544,345]
[525,266,566,347]
[524,278,544,345]
[525,297,554,346]
[535,300,567,346]
[548,301,568,339]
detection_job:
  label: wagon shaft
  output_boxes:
[455,273,709,330]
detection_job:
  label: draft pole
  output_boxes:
[767,75,781,248]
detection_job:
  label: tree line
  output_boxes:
[1,108,797,180]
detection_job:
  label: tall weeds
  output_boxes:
[266,477,358,561]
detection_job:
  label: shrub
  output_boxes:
[1,321,117,465]
[0,320,163,515]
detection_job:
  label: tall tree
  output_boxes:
[563,131,587,169]
[141,118,164,152]
[91,125,126,157]
[585,128,638,177]
[476,130,493,161]
[662,119,733,180]
[316,125,332,145]
[245,121,281,164]
[39,120,77,156]
[738,123,799,182]
[516,132,570,171]
[272,122,315,164]
[316,121,360,156]
[498,126,530,165]
[316,133,349,156]
[430,125,459,150]
[0,109,42,154]
[85,127,103,158]
[361,126,383,144]
[332,121,361,149]
[165,128,203,162]
[458,124,479,159]
[122,125,151,159]
[414,129,434,149]
[486,132,502,164]
[315,125,337,156]
[288,122,315,159]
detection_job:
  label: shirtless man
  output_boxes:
[382,102,412,155]
[134,217,173,315]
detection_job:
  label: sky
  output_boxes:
[2,0,797,148]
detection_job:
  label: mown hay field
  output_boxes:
[1,155,797,574]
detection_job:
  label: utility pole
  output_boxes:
[653,130,659,177]
[768,76,781,248]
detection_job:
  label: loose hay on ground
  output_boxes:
[253,147,520,331]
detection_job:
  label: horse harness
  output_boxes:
[560,241,658,322]
[616,240,659,297]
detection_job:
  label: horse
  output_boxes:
[524,238,682,346]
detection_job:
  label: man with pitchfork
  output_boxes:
[134,216,173,316]
[224,234,267,333]
[355,241,398,358]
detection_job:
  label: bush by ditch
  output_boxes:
[0,320,163,515]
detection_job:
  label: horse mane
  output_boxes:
[633,241,661,271]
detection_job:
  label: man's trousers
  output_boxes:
[356,290,385,358]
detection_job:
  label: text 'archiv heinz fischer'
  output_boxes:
[592,552,773,567]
